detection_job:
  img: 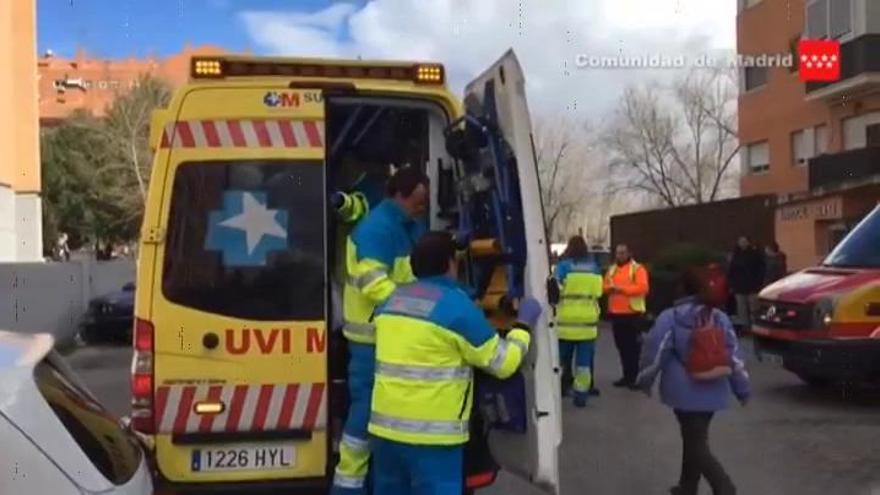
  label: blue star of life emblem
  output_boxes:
[205,191,288,267]
[264,91,281,107]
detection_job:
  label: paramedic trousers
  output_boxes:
[558,339,595,400]
[673,410,736,495]
[372,438,463,495]
[331,343,376,495]
[610,314,643,385]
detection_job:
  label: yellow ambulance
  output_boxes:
[132,51,561,494]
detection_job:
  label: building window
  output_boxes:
[738,0,764,12]
[807,0,829,38]
[808,0,853,39]
[792,129,813,166]
[830,0,852,38]
[746,141,770,174]
[843,112,880,150]
[868,123,880,147]
[815,124,829,155]
[744,66,768,91]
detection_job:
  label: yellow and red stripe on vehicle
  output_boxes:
[159,119,325,149]
[155,382,326,435]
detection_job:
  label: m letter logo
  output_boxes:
[798,39,841,82]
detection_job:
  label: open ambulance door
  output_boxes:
[463,50,561,494]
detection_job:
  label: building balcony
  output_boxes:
[808,146,880,190]
[805,34,880,101]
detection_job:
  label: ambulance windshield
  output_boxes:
[823,206,880,268]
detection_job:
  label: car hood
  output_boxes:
[760,267,877,304]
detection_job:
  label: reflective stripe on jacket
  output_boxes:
[555,258,603,341]
[369,276,531,446]
[605,261,649,315]
[343,199,424,344]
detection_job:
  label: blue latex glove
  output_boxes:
[453,228,473,250]
[516,297,543,328]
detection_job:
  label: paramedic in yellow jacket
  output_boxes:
[369,231,542,494]
[331,166,429,495]
[554,235,603,408]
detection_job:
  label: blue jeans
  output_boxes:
[559,339,595,399]
[372,437,463,495]
[331,343,376,495]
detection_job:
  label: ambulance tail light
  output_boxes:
[130,318,155,434]
[191,57,445,84]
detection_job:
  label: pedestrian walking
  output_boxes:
[763,242,788,285]
[555,235,603,406]
[369,231,540,494]
[636,267,751,495]
[604,244,650,389]
[727,236,765,333]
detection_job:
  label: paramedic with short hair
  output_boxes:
[331,166,430,495]
[368,231,541,494]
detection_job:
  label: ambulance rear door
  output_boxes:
[148,84,330,484]
[464,50,561,494]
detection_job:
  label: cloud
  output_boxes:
[239,0,736,119]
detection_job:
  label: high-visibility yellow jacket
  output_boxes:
[555,257,603,340]
[343,199,424,344]
[369,276,531,446]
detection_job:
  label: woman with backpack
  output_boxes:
[635,267,751,495]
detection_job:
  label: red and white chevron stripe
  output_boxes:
[159,120,325,149]
[154,382,326,434]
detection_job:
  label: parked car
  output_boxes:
[80,282,135,344]
[0,330,153,494]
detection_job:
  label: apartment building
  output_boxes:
[737,0,880,269]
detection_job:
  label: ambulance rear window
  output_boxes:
[162,160,325,321]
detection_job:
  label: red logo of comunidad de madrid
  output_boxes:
[798,39,841,82]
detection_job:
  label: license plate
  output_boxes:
[191,444,295,472]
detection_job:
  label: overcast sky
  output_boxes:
[240,0,737,119]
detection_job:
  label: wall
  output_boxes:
[0,260,136,344]
[610,195,778,265]
[0,0,42,261]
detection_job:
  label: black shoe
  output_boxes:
[573,396,587,408]
[589,388,601,397]
[613,378,634,388]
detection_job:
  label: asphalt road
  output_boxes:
[68,331,880,495]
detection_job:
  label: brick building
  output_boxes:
[737,0,880,270]
[38,44,226,125]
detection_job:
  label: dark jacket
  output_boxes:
[727,246,765,294]
[764,252,788,284]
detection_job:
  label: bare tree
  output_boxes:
[603,66,740,208]
[534,117,590,242]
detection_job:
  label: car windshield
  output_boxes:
[822,207,880,268]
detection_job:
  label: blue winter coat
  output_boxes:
[636,297,751,412]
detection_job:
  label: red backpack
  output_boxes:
[684,307,732,380]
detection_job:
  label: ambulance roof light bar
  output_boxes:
[191,57,445,85]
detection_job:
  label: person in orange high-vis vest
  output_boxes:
[604,244,650,389]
